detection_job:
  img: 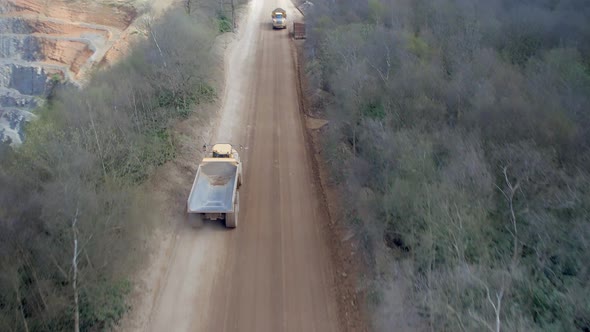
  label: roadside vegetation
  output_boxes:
[304,0,590,330]
[0,6,222,330]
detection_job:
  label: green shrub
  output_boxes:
[218,13,233,32]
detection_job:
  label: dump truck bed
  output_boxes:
[187,160,239,213]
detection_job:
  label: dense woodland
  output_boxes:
[0,6,223,330]
[1,0,589,330]
[304,0,590,330]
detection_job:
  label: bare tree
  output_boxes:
[231,0,235,32]
[495,166,520,266]
[13,276,30,332]
[72,208,80,332]
[185,0,193,15]
[144,17,167,68]
[465,266,506,332]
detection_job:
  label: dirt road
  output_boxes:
[146,0,342,331]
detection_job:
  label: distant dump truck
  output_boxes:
[187,143,243,228]
[272,8,287,29]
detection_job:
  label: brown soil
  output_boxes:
[306,116,329,130]
[119,1,369,331]
[292,32,371,332]
[145,0,344,328]
[40,39,93,74]
[2,0,148,83]
[5,0,136,30]
[22,19,112,38]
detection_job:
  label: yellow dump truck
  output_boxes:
[187,143,243,228]
[271,8,287,29]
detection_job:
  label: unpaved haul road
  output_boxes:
[147,0,341,331]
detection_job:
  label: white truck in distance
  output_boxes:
[187,143,243,228]
[272,8,287,29]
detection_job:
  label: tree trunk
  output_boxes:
[231,0,236,32]
[149,22,167,68]
[87,102,107,180]
[185,0,191,15]
[15,283,30,332]
[72,209,80,332]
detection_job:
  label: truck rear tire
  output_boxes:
[225,192,239,228]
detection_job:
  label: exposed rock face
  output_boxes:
[0,0,139,146]
[0,107,35,145]
[4,64,50,95]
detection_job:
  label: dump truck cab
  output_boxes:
[208,143,242,188]
[211,143,237,159]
